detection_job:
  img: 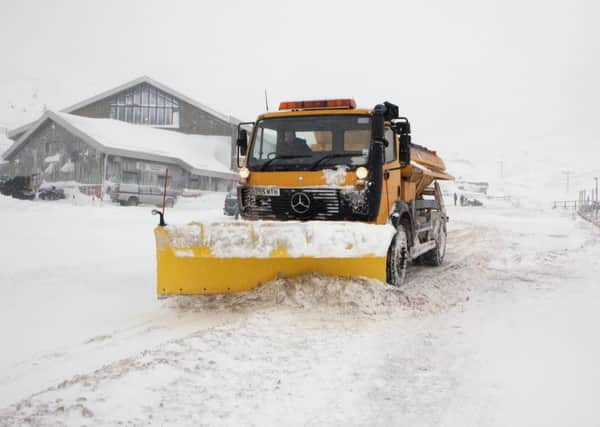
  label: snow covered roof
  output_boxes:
[7,76,242,139]
[0,132,12,164]
[4,111,237,180]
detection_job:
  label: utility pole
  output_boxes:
[562,170,570,195]
[596,177,600,219]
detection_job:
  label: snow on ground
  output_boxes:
[0,192,231,408]
[0,193,599,426]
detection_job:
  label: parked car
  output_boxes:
[0,176,36,200]
[38,186,66,201]
[462,196,483,207]
[0,176,11,196]
[223,191,239,218]
[113,183,177,207]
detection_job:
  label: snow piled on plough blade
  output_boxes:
[154,221,396,296]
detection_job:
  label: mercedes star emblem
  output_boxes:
[290,192,311,214]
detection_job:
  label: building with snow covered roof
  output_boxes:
[2,76,240,191]
[3,111,237,192]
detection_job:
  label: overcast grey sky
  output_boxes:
[1,0,598,163]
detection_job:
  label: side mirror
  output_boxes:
[399,133,411,165]
[383,101,399,121]
[237,129,248,154]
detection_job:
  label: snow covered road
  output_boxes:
[1,195,599,426]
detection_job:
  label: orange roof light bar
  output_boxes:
[279,98,357,110]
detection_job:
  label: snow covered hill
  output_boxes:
[440,132,599,209]
[0,194,599,426]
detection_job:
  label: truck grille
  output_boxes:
[240,187,352,221]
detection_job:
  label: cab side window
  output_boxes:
[384,128,396,163]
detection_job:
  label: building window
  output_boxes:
[110,84,180,127]
[45,141,58,155]
[122,170,139,184]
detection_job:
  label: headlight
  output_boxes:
[355,166,368,180]
[239,167,250,179]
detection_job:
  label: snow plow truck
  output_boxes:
[153,99,453,296]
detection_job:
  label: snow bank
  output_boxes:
[164,273,408,315]
[163,221,396,258]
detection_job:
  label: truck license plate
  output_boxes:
[253,186,280,197]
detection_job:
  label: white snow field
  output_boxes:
[0,193,599,426]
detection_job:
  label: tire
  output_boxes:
[421,224,447,266]
[166,198,175,208]
[128,197,139,206]
[386,223,410,286]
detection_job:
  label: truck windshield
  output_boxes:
[247,115,371,171]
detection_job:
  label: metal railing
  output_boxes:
[577,199,600,227]
[552,200,578,210]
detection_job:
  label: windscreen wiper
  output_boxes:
[260,155,312,171]
[309,152,364,170]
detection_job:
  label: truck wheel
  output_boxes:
[128,197,139,206]
[421,225,447,266]
[166,198,175,208]
[386,223,409,286]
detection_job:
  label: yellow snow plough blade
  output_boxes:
[154,221,395,296]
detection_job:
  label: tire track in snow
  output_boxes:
[0,223,501,426]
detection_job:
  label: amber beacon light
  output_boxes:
[279,98,357,110]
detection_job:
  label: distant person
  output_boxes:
[460,194,465,206]
[453,193,457,206]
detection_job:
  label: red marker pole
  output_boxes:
[161,168,169,217]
